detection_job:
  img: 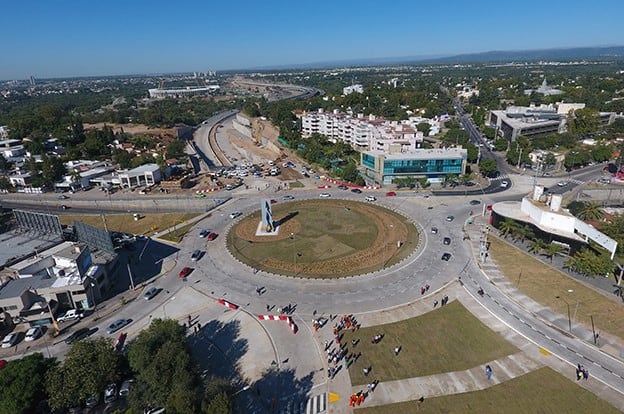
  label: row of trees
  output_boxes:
[0,319,235,414]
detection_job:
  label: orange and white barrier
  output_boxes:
[217,298,239,310]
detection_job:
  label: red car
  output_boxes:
[270,199,277,204]
[179,267,192,278]
[317,185,331,189]
[386,191,397,197]
[207,232,218,241]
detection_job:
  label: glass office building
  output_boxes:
[361,148,467,185]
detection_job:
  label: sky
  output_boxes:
[1,0,623,80]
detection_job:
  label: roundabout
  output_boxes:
[226,199,419,278]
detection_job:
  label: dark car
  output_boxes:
[443,237,451,245]
[64,327,91,345]
[351,188,362,194]
[469,199,481,205]
[337,185,348,190]
[441,252,452,261]
[106,319,131,334]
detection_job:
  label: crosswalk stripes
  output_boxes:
[490,175,509,181]
[569,178,585,185]
[277,393,327,414]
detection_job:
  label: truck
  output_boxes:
[57,309,83,323]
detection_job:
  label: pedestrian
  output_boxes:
[433,299,439,308]
[197,322,201,330]
[266,304,270,312]
[425,284,430,291]
[583,369,589,380]
[577,369,583,381]
[421,287,426,295]
[485,365,492,380]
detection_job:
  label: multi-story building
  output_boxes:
[361,147,468,185]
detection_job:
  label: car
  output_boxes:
[207,232,218,241]
[446,215,454,222]
[441,252,452,261]
[229,211,242,219]
[500,180,509,188]
[283,195,295,200]
[60,204,68,210]
[199,229,209,238]
[431,227,438,234]
[25,327,43,342]
[64,327,91,345]
[106,319,131,334]
[85,395,99,408]
[179,267,192,278]
[119,379,134,398]
[191,249,202,261]
[143,287,160,300]
[57,309,83,322]
[194,193,206,198]
[319,192,331,198]
[270,199,277,204]
[104,383,118,404]
[351,188,362,194]
[365,195,377,202]
[557,181,568,187]
[386,191,397,197]
[443,237,451,246]
[543,172,552,177]
[469,199,481,205]
[337,185,348,190]
[1,332,18,348]
[317,185,331,189]
[58,194,69,200]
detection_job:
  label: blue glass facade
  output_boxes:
[383,158,463,177]
[362,153,376,169]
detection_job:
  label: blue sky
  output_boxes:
[1,0,622,80]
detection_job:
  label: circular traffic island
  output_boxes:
[227,199,419,278]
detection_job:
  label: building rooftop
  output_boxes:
[0,274,55,300]
[366,147,467,160]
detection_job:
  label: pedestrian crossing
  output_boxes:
[278,393,327,414]
[490,175,509,181]
[568,178,585,185]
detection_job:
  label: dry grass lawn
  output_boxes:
[357,367,620,414]
[489,237,624,340]
[59,212,199,236]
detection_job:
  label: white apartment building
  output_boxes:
[343,84,364,95]
[302,109,425,152]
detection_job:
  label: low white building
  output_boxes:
[343,84,364,95]
[118,163,162,188]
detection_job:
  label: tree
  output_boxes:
[568,107,601,135]
[417,176,430,189]
[577,202,604,221]
[544,243,566,262]
[543,152,557,170]
[528,239,545,255]
[493,138,508,152]
[127,319,200,413]
[0,353,56,414]
[416,122,431,136]
[166,139,187,160]
[498,219,520,239]
[478,158,498,178]
[201,377,235,414]
[46,338,122,411]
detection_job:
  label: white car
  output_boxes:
[1,332,18,348]
[25,327,43,342]
[319,193,331,198]
[500,180,509,188]
[365,195,377,202]
[57,309,83,323]
[229,211,242,219]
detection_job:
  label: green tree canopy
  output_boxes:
[0,353,56,414]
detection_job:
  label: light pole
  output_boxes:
[163,296,176,319]
[555,295,572,333]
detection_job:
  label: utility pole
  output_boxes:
[127,263,136,290]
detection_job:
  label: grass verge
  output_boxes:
[356,367,620,414]
[344,300,518,386]
[59,212,199,236]
[488,237,624,340]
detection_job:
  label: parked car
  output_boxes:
[25,327,43,342]
[446,215,454,222]
[431,227,438,234]
[365,195,377,202]
[179,267,192,278]
[1,332,18,348]
[65,327,91,345]
[338,185,348,190]
[119,379,135,398]
[500,180,509,188]
[199,229,209,238]
[85,395,99,408]
[57,309,83,323]
[106,319,131,334]
[469,199,481,205]
[143,287,160,300]
[191,250,202,261]
[441,252,452,261]
[229,211,242,219]
[104,383,118,404]
[283,195,295,200]
[350,188,362,194]
[207,232,218,241]
[319,192,331,198]
[443,237,451,246]
[386,191,397,196]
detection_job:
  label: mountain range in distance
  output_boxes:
[256,45,624,70]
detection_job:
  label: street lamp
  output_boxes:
[231,385,250,397]
[555,296,572,333]
[163,296,176,319]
